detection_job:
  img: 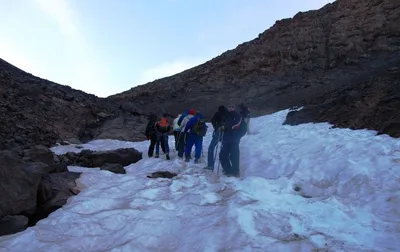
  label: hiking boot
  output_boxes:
[166,154,170,160]
[185,157,190,162]
[154,154,159,158]
[204,166,213,171]
[194,159,200,164]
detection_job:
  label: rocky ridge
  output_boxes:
[110,0,400,137]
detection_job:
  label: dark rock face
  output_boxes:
[283,60,400,137]
[110,0,400,137]
[59,148,142,168]
[0,58,146,150]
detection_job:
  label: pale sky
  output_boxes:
[0,0,334,97]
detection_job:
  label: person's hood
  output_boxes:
[195,113,203,119]
[218,105,228,114]
[148,114,157,121]
[189,109,196,115]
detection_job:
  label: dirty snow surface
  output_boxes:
[1,109,399,252]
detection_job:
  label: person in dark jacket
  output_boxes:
[183,113,207,163]
[219,105,244,177]
[204,105,228,171]
[145,114,158,157]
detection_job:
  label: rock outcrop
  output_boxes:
[0,146,80,235]
[110,0,400,137]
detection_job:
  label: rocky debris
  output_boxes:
[0,146,81,236]
[59,148,142,168]
[109,0,400,137]
[0,215,29,236]
[147,171,177,179]
[100,163,126,174]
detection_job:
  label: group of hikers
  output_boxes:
[144,103,251,177]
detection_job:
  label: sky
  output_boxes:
[0,0,334,97]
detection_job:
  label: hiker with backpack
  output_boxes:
[177,109,196,158]
[204,105,228,171]
[219,105,247,177]
[145,113,159,158]
[154,113,171,160]
[173,114,182,151]
[183,112,207,163]
[238,103,251,134]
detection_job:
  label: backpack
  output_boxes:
[238,119,247,138]
[157,117,169,133]
[192,118,207,136]
[177,114,187,126]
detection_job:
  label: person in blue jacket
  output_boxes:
[183,112,207,163]
[219,105,245,177]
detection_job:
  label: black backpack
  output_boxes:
[192,118,207,136]
[237,118,247,138]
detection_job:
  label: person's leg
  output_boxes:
[207,131,219,168]
[163,134,170,159]
[219,143,232,174]
[177,132,186,158]
[184,134,195,161]
[174,131,180,150]
[194,136,203,163]
[155,135,161,157]
[148,135,156,157]
[230,142,240,176]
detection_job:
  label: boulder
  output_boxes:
[34,172,81,224]
[100,163,126,174]
[0,215,29,236]
[0,151,42,217]
[22,145,56,166]
[59,148,142,167]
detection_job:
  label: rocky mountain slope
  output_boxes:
[0,59,148,150]
[110,0,400,137]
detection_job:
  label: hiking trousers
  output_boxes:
[185,134,203,159]
[156,134,169,155]
[173,130,180,150]
[177,132,188,158]
[219,141,240,176]
[207,130,221,168]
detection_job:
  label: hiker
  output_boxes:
[183,112,207,163]
[219,105,246,177]
[154,113,171,160]
[173,114,182,150]
[145,113,158,157]
[177,109,196,158]
[204,105,228,171]
[238,103,251,134]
